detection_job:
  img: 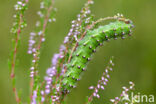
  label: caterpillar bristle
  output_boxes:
[82,68,86,71]
[89,46,92,49]
[77,66,81,69]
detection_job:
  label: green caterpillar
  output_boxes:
[62,20,134,93]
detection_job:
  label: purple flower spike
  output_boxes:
[89,86,94,90]
[52,54,60,66]
[88,57,114,101]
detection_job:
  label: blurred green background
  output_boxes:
[0,0,156,104]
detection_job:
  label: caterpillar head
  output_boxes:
[118,18,134,27]
[115,13,134,27]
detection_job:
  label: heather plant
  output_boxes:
[9,0,136,104]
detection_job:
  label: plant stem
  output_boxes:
[29,0,55,101]
[10,0,29,102]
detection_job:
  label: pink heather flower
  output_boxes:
[30,32,36,36]
[110,68,113,71]
[115,97,119,100]
[48,19,52,22]
[101,86,104,90]
[97,84,100,89]
[32,60,36,63]
[45,89,50,94]
[31,90,37,104]
[93,93,96,97]
[22,3,25,7]
[30,74,34,78]
[52,18,56,22]
[37,11,44,18]
[41,90,44,95]
[130,86,133,89]
[38,31,43,35]
[46,67,56,76]
[29,40,35,45]
[97,94,100,98]
[105,69,108,73]
[122,86,126,90]
[107,75,110,78]
[125,88,129,92]
[129,81,133,84]
[45,77,52,82]
[28,50,32,54]
[105,78,108,82]
[59,45,66,52]
[25,0,29,3]
[44,56,57,95]
[60,64,66,75]
[89,86,94,89]
[95,89,98,93]
[110,99,115,102]
[28,32,37,54]
[46,81,51,85]
[17,1,22,5]
[30,67,34,70]
[74,35,78,41]
[45,85,50,89]
[103,82,107,85]
[41,97,45,102]
[30,71,34,77]
[51,95,60,103]
[56,86,60,92]
[101,77,105,80]
[71,20,75,24]
[64,36,69,44]
[32,48,36,53]
[68,32,72,36]
[59,54,64,59]
[52,54,60,66]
